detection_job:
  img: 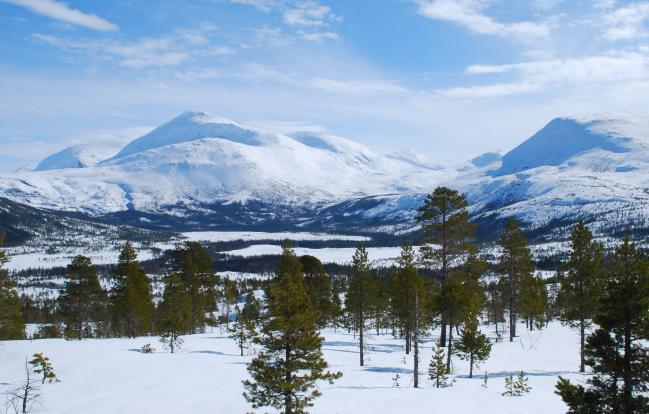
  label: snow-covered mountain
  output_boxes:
[1,111,648,238]
[35,141,125,171]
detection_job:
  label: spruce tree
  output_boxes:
[558,221,604,373]
[556,238,649,413]
[300,255,334,328]
[345,244,375,366]
[416,186,476,346]
[428,344,449,388]
[243,242,341,414]
[158,273,193,353]
[455,313,492,378]
[59,256,105,340]
[497,217,534,342]
[0,234,24,339]
[111,242,154,337]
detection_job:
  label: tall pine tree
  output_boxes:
[243,242,341,414]
[158,273,193,353]
[416,186,476,346]
[345,244,375,366]
[556,238,649,413]
[59,256,105,340]
[558,221,604,373]
[497,217,534,342]
[0,234,24,339]
[300,255,334,328]
[455,311,492,378]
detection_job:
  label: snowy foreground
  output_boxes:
[0,322,581,413]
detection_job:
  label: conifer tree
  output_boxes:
[345,244,375,366]
[243,242,341,414]
[389,243,423,356]
[558,221,604,373]
[428,344,449,388]
[497,218,534,342]
[240,291,261,322]
[29,353,57,384]
[416,186,476,346]
[111,242,154,337]
[455,313,492,378]
[171,241,216,333]
[59,256,105,340]
[300,255,334,328]
[0,234,24,339]
[556,238,649,413]
[221,278,239,331]
[158,273,193,353]
[520,273,548,331]
[230,305,258,356]
[514,371,531,395]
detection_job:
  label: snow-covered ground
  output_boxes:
[0,322,580,413]
[181,231,370,242]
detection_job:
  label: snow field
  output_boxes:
[0,322,580,413]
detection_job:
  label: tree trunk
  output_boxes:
[359,302,364,367]
[446,323,453,371]
[469,353,474,378]
[579,319,585,373]
[413,292,419,388]
[285,343,292,414]
[623,320,632,413]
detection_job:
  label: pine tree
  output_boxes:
[556,238,649,413]
[416,186,476,346]
[243,242,341,414]
[0,234,24,339]
[502,375,515,396]
[428,344,449,388]
[345,243,375,366]
[558,221,604,373]
[158,273,193,353]
[455,314,492,378]
[497,217,534,342]
[221,278,239,331]
[111,242,154,337]
[300,255,334,328]
[59,256,105,340]
[29,353,57,384]
[520,273,548,331]
[230,305,258,356]
[240,291,261,322]
[171,241,216,333]
[514,371,531,395]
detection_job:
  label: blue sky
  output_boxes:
[2,0,649,171]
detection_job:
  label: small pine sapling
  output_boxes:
[428,345,449,388]
[502,375,515,396]
[28,353,57,384]
[392,373,401,388]
[140,344,155,354]
[482,371,488,388]
[514,371,531,395]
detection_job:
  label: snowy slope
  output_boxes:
[35,142,125,171]
[1,111,649,237]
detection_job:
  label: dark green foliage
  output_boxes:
[558,221,604,372]
[243,242,341,414]
[171,241,217,332]
[230,304,258,357]
[300,255,334,328]
[111,242,154,337]
[428,344,449,388]
[240,291,261,322]
[520,273,548,331]
[455,314,492,378]
[29,353,57,384]
[416,186,476,346]
[0,234,25,339]
[497,217,534,342]
[345,244,375,366]
[556,238,649,413]
[59,256,105,340]
[158,273,193,353]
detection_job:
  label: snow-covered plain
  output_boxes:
[0,322,579,413]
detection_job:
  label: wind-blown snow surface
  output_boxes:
[34,142,125,171]
[2,111,649,235]
[0,322,579,413]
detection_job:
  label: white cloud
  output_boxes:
[1,0,118,31]
[282,1,336,26]
[300,31,339,41]
[415,0,549,39]
[603,2,649,41]
[449,51,649,97]
[32,24,232,69]
[309,78,408,95]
